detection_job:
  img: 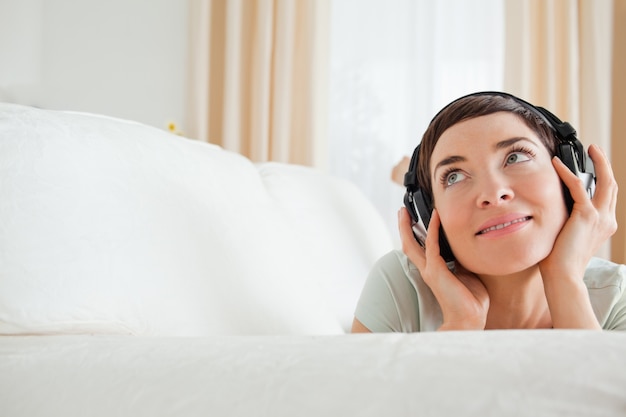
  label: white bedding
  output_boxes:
[2,330,626,417]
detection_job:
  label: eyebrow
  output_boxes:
[433,155,466,175]
[433,137,535,175]
[494,136,534,150]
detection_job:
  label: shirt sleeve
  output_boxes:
[603,266,626,331]
[586,258,626,330]
[353,251,421,332]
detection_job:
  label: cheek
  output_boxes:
[532,175,569,232]
[526,171,567,213]
[434,194,471,236]
[528,168,561,194]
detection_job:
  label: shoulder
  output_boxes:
[584,258,626,330]
[366,250,423,297]
[371,250,417,277]
[354,250,442,332]
[584,257,626,288]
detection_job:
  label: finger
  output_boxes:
[397,207,426,269]
[552,156,594,208]
[587,144,619,211]
[424,209,442,260]
[588,144,612,178]
[552,149,618,246]
[588,145,619,235]
[423,209,452,272]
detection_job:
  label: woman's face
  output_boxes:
[430,112,568,277]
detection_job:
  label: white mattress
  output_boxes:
[2,330,626,416]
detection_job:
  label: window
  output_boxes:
[328,0,504,245]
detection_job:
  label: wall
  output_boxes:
[0,0,188,133]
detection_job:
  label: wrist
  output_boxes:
[438,317,485,331]
[539,257,588,285]
[541,275,601,329]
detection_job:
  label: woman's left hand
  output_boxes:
[540,144,618,328]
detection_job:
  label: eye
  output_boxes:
[505,149,533,165]
[442,170,467,187]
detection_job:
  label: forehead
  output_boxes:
[431,112,540,161]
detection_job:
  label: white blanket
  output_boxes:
[2,330,626,417]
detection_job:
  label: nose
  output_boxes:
[476,174,514,208]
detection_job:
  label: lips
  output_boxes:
[476,216,532,235]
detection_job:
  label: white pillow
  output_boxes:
[0,103,345,335]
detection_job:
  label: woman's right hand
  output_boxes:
[398,207,489,330]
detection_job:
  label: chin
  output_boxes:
[456,245,552,277]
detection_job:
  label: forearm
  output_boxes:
[541,268,601,330]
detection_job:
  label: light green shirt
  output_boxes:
[355,250,626,332]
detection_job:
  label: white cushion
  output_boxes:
[0,103,393,335]
[257,162,394,330]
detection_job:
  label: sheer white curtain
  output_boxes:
[328,0,504,246]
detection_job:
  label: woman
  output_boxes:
[352,92,625,332]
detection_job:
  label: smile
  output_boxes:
[476,216,532,235]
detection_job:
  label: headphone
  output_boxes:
[403,91,596,263]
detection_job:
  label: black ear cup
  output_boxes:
[403,147,455,263]
[556,141,596,213]
[557,142,578,213]
[413,188,455,263]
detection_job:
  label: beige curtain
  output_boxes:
[504,0,624,263]
[611,0,626,263]
[187,0,330,169]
